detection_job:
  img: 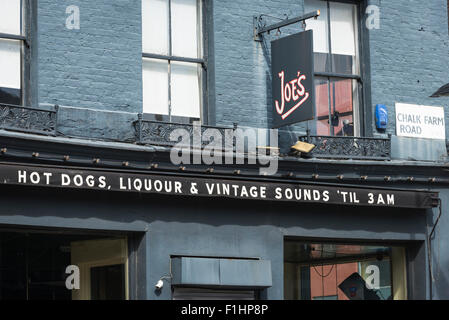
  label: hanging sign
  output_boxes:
[0,162,438,209]
[395,103,446,140]
[271,30,315,128]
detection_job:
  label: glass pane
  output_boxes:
[313,52,330,74]
[171,0,199,58]
[90,264,125,300]
[284,242,396,300]
[171,61,201,118]
[305,0,329,73]
[332,114,353,136]
[0,0,21,35]
[142,0,169,55]
[360,260,392,300]
[142,58,169,115]
[330,2,358,74]
[332,78,353,114]
[314,77,330,135]
[311,263,359,300]
[0,39,21,94]
[330,78,357,136]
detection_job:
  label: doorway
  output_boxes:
[284,240,408,300]
[0,229,129,300]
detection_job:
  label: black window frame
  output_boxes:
[306,0,366,137]
[0,0,30,107]
[141,0,208,125]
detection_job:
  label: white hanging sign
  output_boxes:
[395,103,446,140]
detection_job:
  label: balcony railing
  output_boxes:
[0,106,405,162]
[298,135,391,160]
[0,103,58,136]
[133,114,236,150]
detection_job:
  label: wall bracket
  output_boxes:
[253,10,320,42]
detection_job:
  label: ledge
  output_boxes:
[0,129,448,170]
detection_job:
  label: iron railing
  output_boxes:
[0,103,58,136]
[133,114,236,150]
[298,134,391,160]
[0,106,423,162]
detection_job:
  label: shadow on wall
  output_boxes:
[0,184,428,239]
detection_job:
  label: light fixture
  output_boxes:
[291,140,315,153]
[155,279,164,290]
[155,275,172,291]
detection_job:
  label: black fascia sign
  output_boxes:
[271,30,315,128]
[0,163,438,209]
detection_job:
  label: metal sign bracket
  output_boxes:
[253,10,320,42]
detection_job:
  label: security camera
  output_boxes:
[155,279,164,290]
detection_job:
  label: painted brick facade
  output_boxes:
[367,0,449,137]
[32,0,449,141]
[37,0,142,113]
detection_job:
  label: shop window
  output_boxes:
[304,0,362,136]
[0,231,128,300]
[284,241,408,300]
[0,0,25,106]
[142,0,205,123]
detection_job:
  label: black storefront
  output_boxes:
[0,131,444,300]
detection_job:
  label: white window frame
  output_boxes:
[0,0,28,107]
[142,0,205,123]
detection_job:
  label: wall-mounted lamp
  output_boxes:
[291,140,315,153]
[155,276,172,291]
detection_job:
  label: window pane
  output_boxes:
[142,0,169,55]
[0,0,21,35]
[90,264,125,300]
[330,78,357,136]
[171,0,199,58]
[332,78,353,114]
[0,39,21,90]
[315,77,330,135]
[284,242,396,300]
[305,0,329,54]
[171,61,201,118]
[142,58,169,115]
[330,2,358,74]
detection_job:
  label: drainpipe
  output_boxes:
[427,198,442,300]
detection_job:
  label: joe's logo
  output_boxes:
[275,70,310,120]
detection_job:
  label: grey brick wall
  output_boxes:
[37,0,142,113]
[32,0,449,141]
[367,0,449,137]
[213,0,303,129]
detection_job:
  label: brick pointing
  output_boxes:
[37,0,142,113]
